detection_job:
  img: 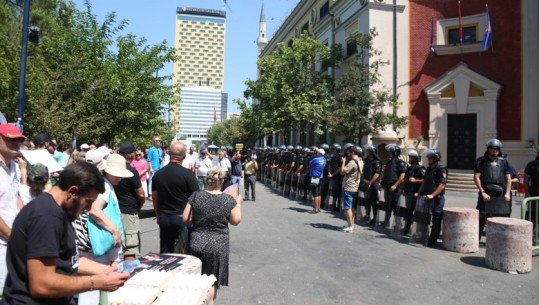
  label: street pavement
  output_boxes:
[138,182,538,305]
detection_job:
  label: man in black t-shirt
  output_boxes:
[152,141,199,254]
[115,141,145,260]
[1,163,128,305]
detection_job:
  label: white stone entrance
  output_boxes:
[423,63,502,168]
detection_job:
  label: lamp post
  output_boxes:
[17,0,31,132]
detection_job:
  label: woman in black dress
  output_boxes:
[182,166,242,305]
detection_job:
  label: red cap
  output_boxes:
[0,125,27,140]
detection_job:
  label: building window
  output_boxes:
[346,40,357,58]
[319,1,330,21]
[447,25,477,45]
[301,22,309,34]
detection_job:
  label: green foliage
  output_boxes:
[242,33,341,140]
[328,28,407,143]
[206,115,254,147]
[0,0,177,149]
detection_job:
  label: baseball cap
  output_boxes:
[80,143,90,150]
[315,148,325,155]
[27,163,49,184]
[0,125,26,140]
[118,141,136,155]
[85,149,106,166]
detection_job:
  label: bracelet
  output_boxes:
[90,275,95,291]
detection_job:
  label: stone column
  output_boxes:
[442,207,479,253]
[485,217,533,274]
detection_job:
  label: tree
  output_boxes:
[243,33,340,142]
[328,28,407,143]
[0,0,178,148]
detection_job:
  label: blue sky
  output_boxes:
[72,0,300,114]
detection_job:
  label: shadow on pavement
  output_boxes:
[460,256,489,269]
[285,207,311,213]
[306,223,342,231]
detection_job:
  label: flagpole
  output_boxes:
[458,0,463,58]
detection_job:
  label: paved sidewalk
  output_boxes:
[138,183,537,305]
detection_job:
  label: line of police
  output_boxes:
[246,138,515,247]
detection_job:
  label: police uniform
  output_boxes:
[328,153,343,210]
[474,155,512,237]
[402,163,425,233]
[420,163,448,247]
[524,155,539,233]
[381,157,406,226]
[362,158,382,225]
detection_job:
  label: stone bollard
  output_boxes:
[443,207,479,253]
[485,217,533,274]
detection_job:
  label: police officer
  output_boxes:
[327,143,343,211]
[361,144,382,226]
[402,149,425,235]
[301,147,312,200]
[524,149,539,241]
[474,139,512,241]
[380,144,406,227]
[416,149,447,247]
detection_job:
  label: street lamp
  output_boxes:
[17,0,31,132]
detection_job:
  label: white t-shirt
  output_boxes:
[0,160,21,245]
[19,184,33,205]
[195,156,213,177]
[183,154,194,169]
[216,157,231,173]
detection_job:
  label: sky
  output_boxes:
[72,0,301,114]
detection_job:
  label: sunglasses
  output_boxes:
[1,135,25,144]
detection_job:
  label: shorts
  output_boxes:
[342,190,358,210]
[311,180,323,197]
[121,213,140,256]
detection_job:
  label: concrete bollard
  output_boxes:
[485,217,533,274]
[442,207,479,253]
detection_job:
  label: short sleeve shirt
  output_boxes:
[3,192,78,305]
[343,159,361,192]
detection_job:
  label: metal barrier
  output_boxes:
[521,196,539,251]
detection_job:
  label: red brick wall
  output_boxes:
[409,0,522,141]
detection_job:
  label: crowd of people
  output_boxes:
[2,119,539,304]
[249,138,536,247]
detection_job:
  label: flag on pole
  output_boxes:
[70,126,76,151]
[458,1,463,44]
[429,15,435,54]
[480,4,492,52]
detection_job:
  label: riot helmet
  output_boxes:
[287,145,294,151]
[332,143,342,152]
[320,144,330,152]
[279,145,287,151]
[343,143,354,151]
[352,145,363,156]
[486,138,502,149]
[385,144,401,157]
[302,147,311,154]
[363,144,379,160]
[407,149,420,163]
[295,145,303,152]
[422,149,441,162]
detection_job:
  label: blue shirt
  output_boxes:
[148,146,163,171]
[310,156,326,178]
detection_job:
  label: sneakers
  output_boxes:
[342,226,354,233]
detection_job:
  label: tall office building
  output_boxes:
[172,7,227,138]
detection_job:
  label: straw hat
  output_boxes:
[103,154,134,178]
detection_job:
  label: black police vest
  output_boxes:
[421,165,445,195]
[481,158,506,186]
[403,164,425,193]
[382,160,398,185]
[362,159,381,181]
[527,159,539,193]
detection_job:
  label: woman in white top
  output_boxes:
[19,163,49,205]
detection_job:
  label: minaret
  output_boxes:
[256,0,268,55]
